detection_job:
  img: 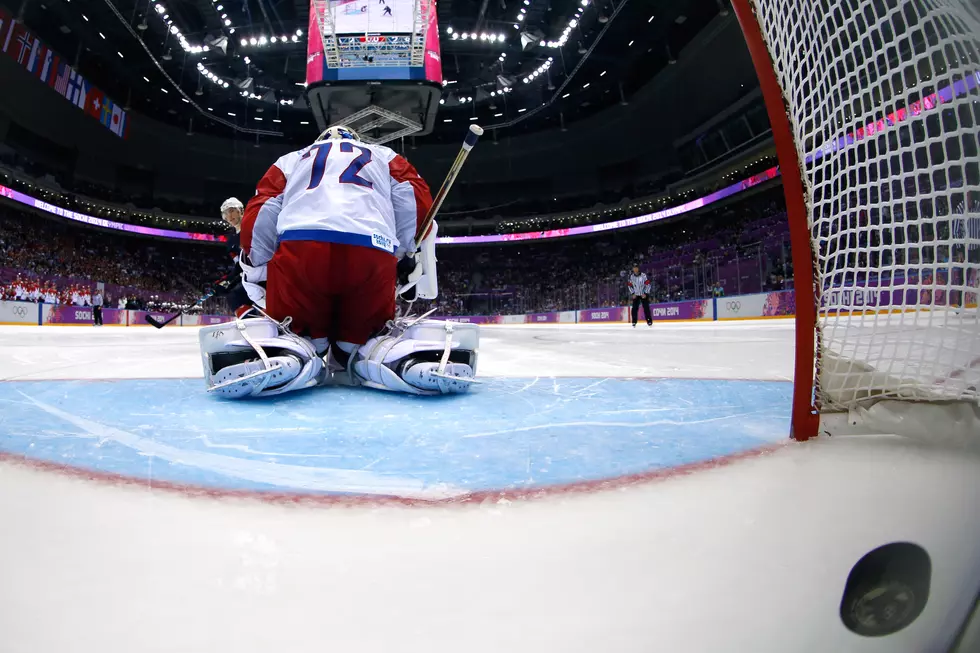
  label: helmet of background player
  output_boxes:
[315,125,361,142]
[220,197,245,231]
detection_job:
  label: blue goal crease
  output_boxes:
[0,377,792,497]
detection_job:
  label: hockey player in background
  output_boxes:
[628,264,653,327]
[199,125,479,399]
[217,197,260,311]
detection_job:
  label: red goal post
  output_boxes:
[732,0,980,442]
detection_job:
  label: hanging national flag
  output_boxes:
[0,8,14,54]
[26,39,42,73]
[85,86,104,119]
[38,48,54,83]
[15,27,35,65]
[100,96,114,129]
[53,62,70,96]
[73,75,90,109]
[46,54,62,88]
[65,69,86,107]
[0,10,130,139]
[109,103,127,138]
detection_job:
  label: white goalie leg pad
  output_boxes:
[352,319,479,395]
[199,315,323,398]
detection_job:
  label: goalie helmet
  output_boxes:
[317,125,361,142]
[220,197,244,213]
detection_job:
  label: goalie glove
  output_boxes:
[209,276,234,296]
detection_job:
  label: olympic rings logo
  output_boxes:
[726,301,742,312]
[10,305,28,317]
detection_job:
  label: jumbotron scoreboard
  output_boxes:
[305,0,443,143]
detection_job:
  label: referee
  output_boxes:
[628,264,653,327]
[91,289,104,326]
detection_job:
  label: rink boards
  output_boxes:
[0,300,230,326]
[441,290,795,325]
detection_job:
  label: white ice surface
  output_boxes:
[1,321,979,653]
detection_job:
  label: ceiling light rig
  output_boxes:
[196,62,231,88]
[209,0,243,34]
[516,1,527,24]
[522,57,553,84]
[240,30,302,48]
[153,3,209,53]
[543,1,589,49]
[448,31,507,43]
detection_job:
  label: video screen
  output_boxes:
[329,0,415,34]
[306,0,442,84]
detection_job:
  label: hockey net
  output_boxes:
[733,0,980,441]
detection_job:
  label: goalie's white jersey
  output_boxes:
[240,138,432,267]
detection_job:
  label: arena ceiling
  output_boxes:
[18,0,730,144]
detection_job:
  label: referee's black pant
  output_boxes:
[92,305,103,326]
[631,296,652,325]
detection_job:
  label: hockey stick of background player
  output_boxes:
[144,274,229,329]
[413,124,484,244]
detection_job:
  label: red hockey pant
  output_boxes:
[266,241,396,345]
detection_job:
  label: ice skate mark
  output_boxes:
[504,377,540,395]
[592,405,731,415]
[462,410,773,438]
[17,391,466,500]
[361,431,418,470]
[194,435,347,458]
[571,378,610,396]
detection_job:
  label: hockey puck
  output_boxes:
[840,542,931,637]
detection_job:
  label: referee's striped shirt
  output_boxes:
[628,272,651,296]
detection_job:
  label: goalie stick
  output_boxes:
[413,123,484,244]
[145,275,229,329]
[397,124,484,300]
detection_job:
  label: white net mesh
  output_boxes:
[748,0,980,411]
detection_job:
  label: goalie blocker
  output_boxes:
[199,310,479,399]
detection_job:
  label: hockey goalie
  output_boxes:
[198,125,479,398]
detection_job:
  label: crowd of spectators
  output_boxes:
[0,205,229,311]
[0,274,167,310]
